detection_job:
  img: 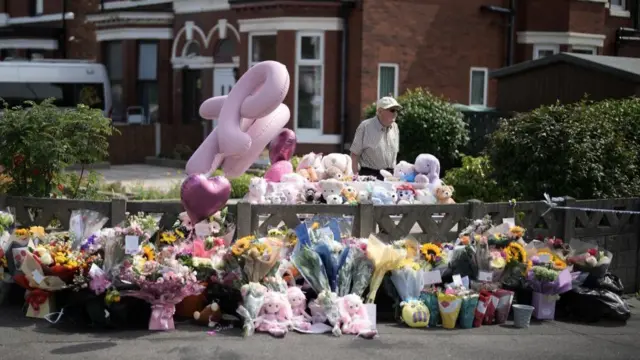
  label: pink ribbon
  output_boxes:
[152,304,176,330]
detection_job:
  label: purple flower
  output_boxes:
[531,256,541,265]
[434,256,442,263]
[89,274,111,295]
[81,234,97,251]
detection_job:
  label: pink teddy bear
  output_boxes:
[254,291,293,338]
[287,286,312,330]
[337,294,377,339]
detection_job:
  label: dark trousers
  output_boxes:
[359,167,392,181]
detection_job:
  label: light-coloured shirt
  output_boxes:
[349,116,399,170]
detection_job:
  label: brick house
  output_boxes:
[1,0,639,164]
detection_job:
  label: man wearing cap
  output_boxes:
[349,96,401,180]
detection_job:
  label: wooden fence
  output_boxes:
[1,195,638,292]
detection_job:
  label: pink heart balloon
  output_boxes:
[180,175,231,224]
[269,128,297,163]
[263,160,293,183]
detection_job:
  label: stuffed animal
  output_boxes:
[322,153,352,177]
[400,299,430,328]
[297,167,318,182]
[415,189,437,204]
[318,178,345,203]
[267,191,287,204]
[280,173,307,186]
[371,186,395,205]
[414,154,442,191]
[341,186,357,204]
[254,290,293,338]
[302,183,320,203]
[337,294,377,338]
[435,185,455,204]
[396,184,416,205]
[380,161,417,182]
[287,286,312,330]
[357,190,371,203]
[237,282,267,337]
[326,194,344,205]
[297,152,325,180]
[193,301,223,327]
[325,167,344,181]
[243,177,268,204]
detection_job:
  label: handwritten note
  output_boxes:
[194,222,211,237]
[478,271,493,282]
[538,254,552,263]
[125,235,139,255]
[453,274,463,287]
[32,270,44,284]
[423,270,443,285]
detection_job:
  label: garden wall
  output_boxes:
[1,195,638,293]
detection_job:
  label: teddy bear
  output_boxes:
[322,153,352,178]
[297,152,325,180]
[337,294,377,338]
[326,194,344,204]
[193,301,223,327]
[325,167,344,181]
[414,154,442,191]
[287,286,312,331]
[254,290,293,338]
[357,190,371,203]
[380,161,417,182]
[395,184,416,205]
[435,184,456,204]
[371,186,396,205]
[318,178,345,204]
[302,183,321,203]
[280,184,300,204]
[243,177,268,204]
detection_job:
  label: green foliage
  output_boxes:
[363,88,469,169]
[0,99,116,197]
[291,156,301,170]
[487,98,640,200]
[55,171,108,200]
[443,155,507,202]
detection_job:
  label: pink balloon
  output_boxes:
[186,61,290,178]
[269,128,296,163]
[263,160,294,183]
[180,175,231,224]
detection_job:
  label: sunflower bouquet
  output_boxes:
[499,240,528,287]
[420,243,447,271]
[225,235,282,288]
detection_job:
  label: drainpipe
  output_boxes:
[339,0,356,152]
[62,0,67,58]
[480,2,516,67]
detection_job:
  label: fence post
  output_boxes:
[110,198,127,227]
[466,199,486,226]
[356,203,374,238]
[0,194,6,210]
[561,196,576,241]
[236,202,252,238]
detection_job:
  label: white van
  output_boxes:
[0,59,112,117]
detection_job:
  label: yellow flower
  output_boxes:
[505,242,527,264]
[509,226,525,238]
[65,260,78,269]
[160,232,177,244]
[285,232,298,247]
[311,222,320,230]
[491,256,506,269]
[397,258,420,271]
[14,228,28,238]
[0,256,7,268]
[232,236,254,256]
[29,226,46,238]
[553,259,567,270]
[142,245,155,261]
[175,228,185,239]
[420,243,442,263]
[526,260,533,273]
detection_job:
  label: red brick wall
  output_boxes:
[66,0,100,60]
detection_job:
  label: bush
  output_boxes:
[0,99,116,197]
[486,98,640,200]
[363,88,469,169]
[212,170,252,199]
[443,155,507,202]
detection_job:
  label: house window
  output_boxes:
[104,41,123,121]
[533,44,559,60]
[610,0,625,9]
[248,33,277,68]
[30,0,44,16]
[378,63,399,99]
[469,67,488,107]
[137,42,159,123]
[295,32,324,132]
[572,46,597,55]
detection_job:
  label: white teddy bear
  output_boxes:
[318,178,345,204]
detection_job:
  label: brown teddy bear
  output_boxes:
[435,185,456,204]
[193,301,223,327]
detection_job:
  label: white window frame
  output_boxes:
[294,31,325,139]
[571,45,597,55]
[35,0,44,15]
[533,44,560,60]
[609,0,625,9]
[377,63,399,99]
[247,31,277,68]
[609,0,630,17]
[469,67,488,107]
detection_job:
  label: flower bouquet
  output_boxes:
[14,251,66,318]
[337,237,373,298]
[420,242,448,272]
[389,260,429,328]
[236,281,268,336]
[472,236,504,288]
[418,286,440,327]
[437,290,463,329]
[365,235,405,304]
[182,207,236,246]
[68,210,109,249]
[527,256,573,320]
[119,254,204,330]
[567,239,612,279]
[457,291,479,329]
[500,240,528,287]
[0,211,14,305]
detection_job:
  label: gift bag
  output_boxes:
[493,289,514,324]
[437,292,462,329]
[419,291,440,327]
[473,291,490,327]
[458,294,479,329]
[149,303,176,330]
[482,291,499,325]
[26,289,55,318]
[532,292,558,320]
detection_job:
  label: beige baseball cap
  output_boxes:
[376,96,402,110]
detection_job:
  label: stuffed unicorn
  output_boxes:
[337,294,377,339]
[287,286,312,330]
[254,290,293,337]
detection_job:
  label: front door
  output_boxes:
[212,67,236,129]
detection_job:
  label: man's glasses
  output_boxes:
[387,108,398,114]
